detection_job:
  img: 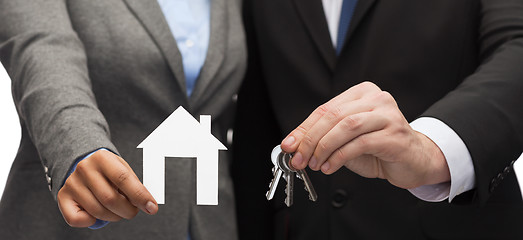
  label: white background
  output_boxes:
[0,63,20,200]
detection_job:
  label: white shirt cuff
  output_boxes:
[408,117,476,202]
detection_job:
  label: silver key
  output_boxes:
[278,150,318,204]
[266,145,318,207]
[283,171,294,207]
[294,168,318,202]
[277,149,295,206]
[266,166,284,200]
[266,146,285,200]
[278,151,318,201]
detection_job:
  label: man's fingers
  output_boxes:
[282,82,382,165]
[281,87,355,152]
[57,192,97,228]
[292,99,375,170]
[281,86,363,152]
[311,111,387,171]
[322,131,383,175]
[81,170,139,220]
[98,152,158,215]
[342,154,382,179]
[281,106,327,153]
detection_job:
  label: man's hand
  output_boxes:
[57,150,158,228]
[281,82,451,189]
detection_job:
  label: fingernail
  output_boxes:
[282,136,295,147]
[309,157,317,170]
[321,162,330,173]
[292,152,303,168]
[145,201,156,214]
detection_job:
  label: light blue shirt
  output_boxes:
[156,4,210,239]
[61,0,211,231]
[158,0,210,96]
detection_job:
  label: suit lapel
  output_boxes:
[292,0,337,71]
[189,0,227,108]
[123,0,187,93]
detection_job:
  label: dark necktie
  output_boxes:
[336,0,358,55]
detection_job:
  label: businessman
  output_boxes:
[233,0,523,239]
[0,0,246,239]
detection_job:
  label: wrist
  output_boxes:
[417,131,451,186]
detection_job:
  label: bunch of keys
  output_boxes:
[266,145,318,207]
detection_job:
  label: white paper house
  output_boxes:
[137,106,227,205]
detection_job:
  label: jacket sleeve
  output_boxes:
[421,0,523,204]
[0,0,118,199]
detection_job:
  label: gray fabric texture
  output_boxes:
[0,0,246,239]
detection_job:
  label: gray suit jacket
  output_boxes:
[0,0,246,239]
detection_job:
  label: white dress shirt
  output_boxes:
[321,0,475,202]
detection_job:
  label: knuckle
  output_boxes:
[132,188,147,202]
[317,139,330,153]
[357,135,369,147]
[334,148,346,162]
[375,91,394,104]
[393,114,405,125]
[60,180,71,191]
[295,125,308,136]
[57,188,65,199]
[63,174,78,188]
[91,149,107,159]
[381,91,393,100]
[359,81,380,92]
[360,81,376,89]
[115,170,131,186]
[340,115,361,132]
[89,205,108,218]
[325,105,343,122]
[302,133,315,148]
[316,104,330,116]
[75,161,89,175]
[356,135,370,149]
[99,191,119,207]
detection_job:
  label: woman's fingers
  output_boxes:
[57,189,97,228]
[64,174,122,222]
[57,150,158,228]
[78,167,139,220]
[95,151,158,215]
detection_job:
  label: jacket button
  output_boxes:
[332,189,348,208]
[497,173,504,180]
[489,178,497,193]
[227,128,234,146]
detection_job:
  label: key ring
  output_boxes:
[277,151,295,172]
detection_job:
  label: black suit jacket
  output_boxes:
[233,0,523,239]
